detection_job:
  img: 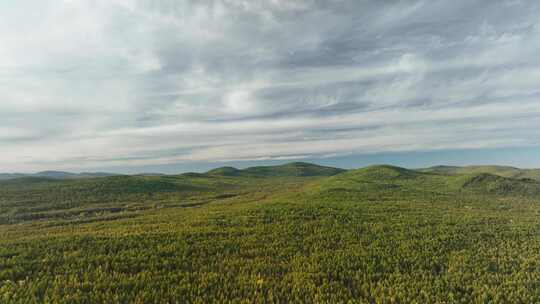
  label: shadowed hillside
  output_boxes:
[460,173,540,196]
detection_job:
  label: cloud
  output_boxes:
[1,0,540,172]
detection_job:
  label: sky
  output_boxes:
[1,0,540,173]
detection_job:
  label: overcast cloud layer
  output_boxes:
[1,0,540,172]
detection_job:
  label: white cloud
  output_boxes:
[223,90,256,114]
[1,0,540,172]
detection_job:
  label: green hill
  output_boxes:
[311,165,540,198]
[309,165,426,193]
[341,164,421,179]
[206,166,242,176]
[421,165,540,181]
[207,162,345,177]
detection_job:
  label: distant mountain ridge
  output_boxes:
[1,162,343,181]
[207,162,345,177]
[0,171,118,181]
[3,163,540,182]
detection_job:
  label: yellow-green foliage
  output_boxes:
[1,164,540,303]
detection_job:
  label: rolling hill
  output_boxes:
[311,164,540,198]
[207,162,345,177]
[421,165,540,181]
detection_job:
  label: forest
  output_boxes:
[2,162,540,303]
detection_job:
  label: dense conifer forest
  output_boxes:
[2,163,540,303]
